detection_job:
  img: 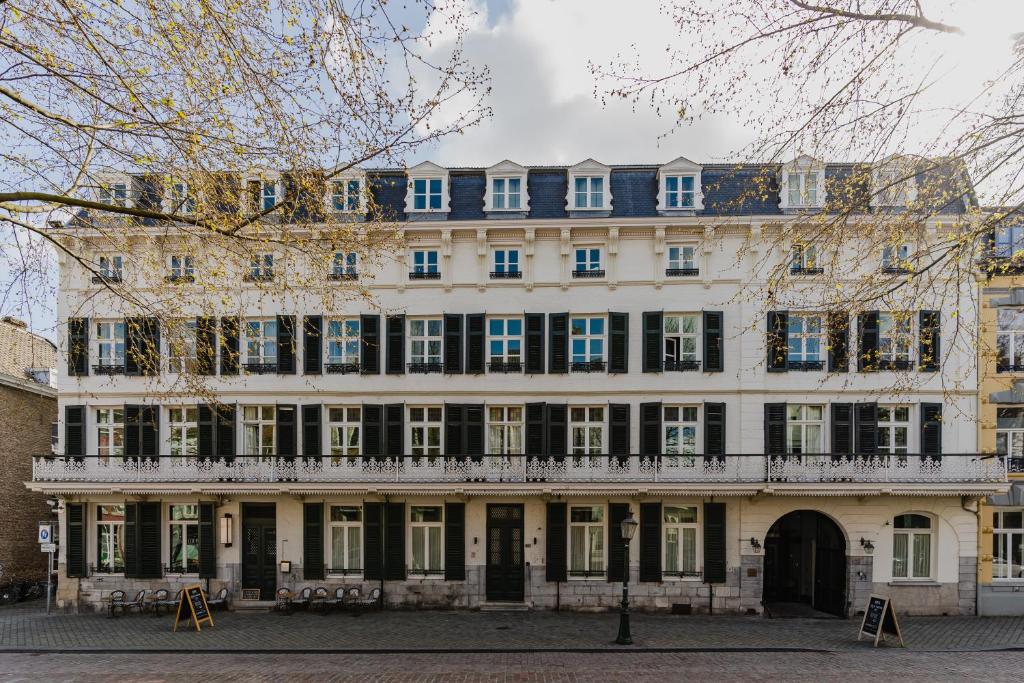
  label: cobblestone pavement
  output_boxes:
[2,651,1024,682]
[2,601,1024,653]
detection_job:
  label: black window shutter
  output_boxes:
[640,402,662,456]
[607,503,630,582]
[703,502,727,584]
[302,404,321,458]
[609,403,631,460]
[831,403,854,458]
[546,502,567,582]
[141,405,159,456]
[525,402,546,456]
[444,502,466,581]
[220,316,240,375]
[465,404,485,462]
[303,502,324,580]
[277,314,296,374]
[704,402,726,458]
[124,317,142,375]
[609,312,629,373]
[919,310,940,372]
[465,314,485,374]
[642,311,663,373]
[276,404,297,456]
[386,314,405,374]
[444,313,463,374]
[921,403,942,459]
[858,311,879,371]
[764,403,787,455]
[362,404,384,456]
[547,404,568,458]
[827,310,849,372]
[855,402,878,454]
[65,405,85,457]
[216,405,236,458]
[124,404,140,458]
[639,502,661,583]
[385,502,406,580]
[198,404,214,457]
[525,313,545,374]
[444,403,465,458]
[196,316,217,375]
[767,311,788,372]
[703,311,724,372]
[123,502,139,577]
[360,314,381,374]
[142,318,160,376]
[548,312,569,373]
[66,503,86,578]
[363,502,383,580]
[303,315,322,375]
[68,317,89,376]
[385,403,404,457]
[138,501,162,579]
[199,501,216,579]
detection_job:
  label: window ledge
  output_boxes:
[887,580,939,587]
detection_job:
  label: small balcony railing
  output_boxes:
[91,273,122,284]
[327,271,359,281]
[490,271,523,279]
[325,362,360,374]
[164,274,195,283]
[790,266,824,275]
[243,272,274,283]
[572,269,605,279]
[881,264,914,275]
[244,361,278,374]
[664,359,700,372]
[488,360,523,373]
[1008,457,1024,474]
[33,454,1007,485]
[408,362,444,374]
[571,360,606,373]
[92,363,126,375]
[877,359,914,371]
[997,363,1024,373]
[787,360,825,371]
[409,271,441,280]
[665,268,699,277]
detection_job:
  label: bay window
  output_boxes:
[663,506,699,578]
[569,505,605,578]
[892,514,933,581]
[329,506,362,575]
[409,506,443,576]
[168,504,199,574]
[96,504,125,573]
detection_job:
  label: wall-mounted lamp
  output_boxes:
[220,514,234,547]
[749,537,761,553]
[860,538,874,554]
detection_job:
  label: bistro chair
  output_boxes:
[154,589,181,616]
[274,587,293,615]
[206,587,229,611]
[123,589,148,615]
[149,589,169,617]
[322,586,348,615]
[106,589,127,618]
[292,586,313,610]
[311,586,329,613]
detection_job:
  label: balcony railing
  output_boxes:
[664,359,700,372]
[490,271,523,279]
[243,272,274,283]
[1008,457,1024,474]
[997,363,1024,373]
[91,273,122,284]
[409,271,441,280]
[325,362,360,374]
[488,360,523,373]
[572,269,605,278]
[665,268,699,277]
[32,454,1008,485]
[92,363,126,375]
[571,360,606,373]
[327,271,359,281]
[790,266,824,275]
[244,361,278,374]
[164,273,195,283]
[787,360,824,371]
[408,362,444,374]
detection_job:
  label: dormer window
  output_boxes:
[882,245,913,273]
[779,156,825,210]
[492,178,522,210]
[567,159,611,212]
[787,172,819,206]
[665,176,696,209]
[97,178,131,208]
[574,177,604,209]
[405,161,449,215]
[245,173,282,213]
[414,178,443,210]
[658,157,704,214]
[484,161,529,213]
[871,156,918,208]
[168,181,195,214]
[330,179,362,212]
[995,226,1024,258]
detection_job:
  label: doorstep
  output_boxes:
[479,602,531,612]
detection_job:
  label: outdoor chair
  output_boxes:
[360,587,382,610]
[122,589,148,615]
[321,586,348,615]
[274,587,293,615]
[292,586,313,610]
[149,589,169,616]
[154,589,181,616]
[310,586,329,613]
[106,589,127,618]
[206,587,229,611]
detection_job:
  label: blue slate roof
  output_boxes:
[527,170,568,219]
[610,169,658,217]
[449,172,485,220]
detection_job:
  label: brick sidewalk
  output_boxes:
[2,602,1024,653]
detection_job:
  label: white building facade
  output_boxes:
[33,158,1005,617]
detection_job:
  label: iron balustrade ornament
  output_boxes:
[91,274,122,284]
[572,269,606,278]
[786,360,825,371]
[408,362,444,374]
[490,271,523,279]
[164,274,196,283]
[571,360,606,373]
[665,268,699,277]
[664,359,700,372]
[488,360,523,373]
[877,359,914,371]
[409,271,441,280]
[996,364,1024,373]
[789,266,825,275]
[92,363,126,375]
[325,362,360,374]
[243,361,278,374]
[243,273,274,282]
[327,271,359,281]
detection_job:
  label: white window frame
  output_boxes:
[996,408,1024,460]
[871,158,919,208]
[405,162,449,214]
[882,244,912,272]
[995,225,1024,259]
[570,406,605,462]
[483,161,529,212]
[244,174,282,213]
[96,408,124,460]
[168,504,200,575]
[408,405,443,459]
[892,513,934,581]
[242,405,276,456]
[409,505,444,576]
[166,180,195,215]
[568,504,606,579]
[167,319,198,374]
[243,318,278,367]
[487,405,523,456]
[96,504,125,574]
[664,314,700,369]
[490,177,523,211]
[98,254,124,279]
[658,157,704,212]
[666,245,697,273]
[491,248,521,274]
[786,404,824,456]
[997,309,1024,371]
[169,254,195,279]
[94,320,126,368]
[877,405,911,459]
[168,406,198,458]
[327,406,362,460]
[664,175,698,209]
[325,318,360,370]
[790,243,819,273]
[328,505,363,576]
[573,176,605,210]
[663,405,699,466]
[410,249,440,276]
[993,510,1024,582]
[574,246,604,273]
[779,156,826,210]
[487,317,523,369]
[325,171,366,213]
[331,252,358,278]
[248,253,274,280]
[786,313,824,364]
[96,176,132,208]
[878,312,914,365]
[409,318,443,366]
[663,505,700,579]
[570,316,605,368]
[567,160,611,211]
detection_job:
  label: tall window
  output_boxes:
[574,177,604,209]
[997,309,1024,371]
[409,319,443,367]
[892,514,932,580]
[413,178,443,210]
[409,406,442,458]
[667,246,696,273]
[168,407,198,457]
[882,244,911,271]
[787,314,823,366]
[167,320,198,373]
[260,180,278,210]
[98,255,123,279]
[170,181,195,214]
[570,317,605,368]
[487,406,523,455]
[877,406,910,459]
[664,406,698,466]
[491,178,522,210]
[996,408,1024,462]
[993,510,1024,581]
[411,249,439,275]
[664,175,696,208]
[492,249,520,274]
[663,506,699,577]
[787,172,819,206]
[242,406,276,456]
[168,504,199,573]
[995,226,1024,258]
[169,255,194,279]
[248,253,274,280]
[331,252,358,278]
[664,314,699,369]
[244,319,278,367]
[329,506,362,575]
[331,179,361,211]
[328,407,361,460]
[96,504,125,573]
[488,318,522,369]
[879,312,913,365]
[410,506,443,575]
[574,248,602,273]
[570,406,604,461]
[99,181,129,207]
[95,321,126,367]
[326,319,360,369]
[96,408,124,459]
[790,244,818,273]
[786,405,823,455]
[569,506,604,577]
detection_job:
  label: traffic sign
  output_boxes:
[40,542,56,553]
[37,523,52,543]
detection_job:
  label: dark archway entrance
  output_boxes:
[763,510,847,617]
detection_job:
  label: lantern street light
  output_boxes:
[615,511,639,645]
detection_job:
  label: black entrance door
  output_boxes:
[763,510,847,617]
[486,504,524,602]
[242,503,277,598]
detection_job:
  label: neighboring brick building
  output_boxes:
[0,316,57,580]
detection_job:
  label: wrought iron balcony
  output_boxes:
[488,360,523,373]
[787,360,825,371]
[31,453,1008,485]
[664,359,700,372]
[997,363,1024,373]
[244,361,278,374]
[164,274,195,283]
[665,268,699,277]
[408,362,444,374]
[409,271,441,280]
[877,359,914,371]
[490,270,523,279]
[325,362,360,374]
[327,271,359,281]
[91,273,122,284]
[790,266,824,275]
[572,269,605,278]
[92,363,126,375]
[571,360,606,373]
[881,264,914,274]
[243,272,274,283]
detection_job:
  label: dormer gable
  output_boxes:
[778,155,826,211]
[405,161,450,216]
[566,159,611,212]
[484,160,529,213]
[657,156,704,213]
[871,154,919,208]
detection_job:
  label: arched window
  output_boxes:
[893,514,933,580]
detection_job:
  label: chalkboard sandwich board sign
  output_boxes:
[858,594,904,647]
[174,584,215,632]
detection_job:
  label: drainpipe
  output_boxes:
[381,496,388,607]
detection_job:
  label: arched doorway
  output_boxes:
[763,510,847,617]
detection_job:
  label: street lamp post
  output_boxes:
[615,511,639,645]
